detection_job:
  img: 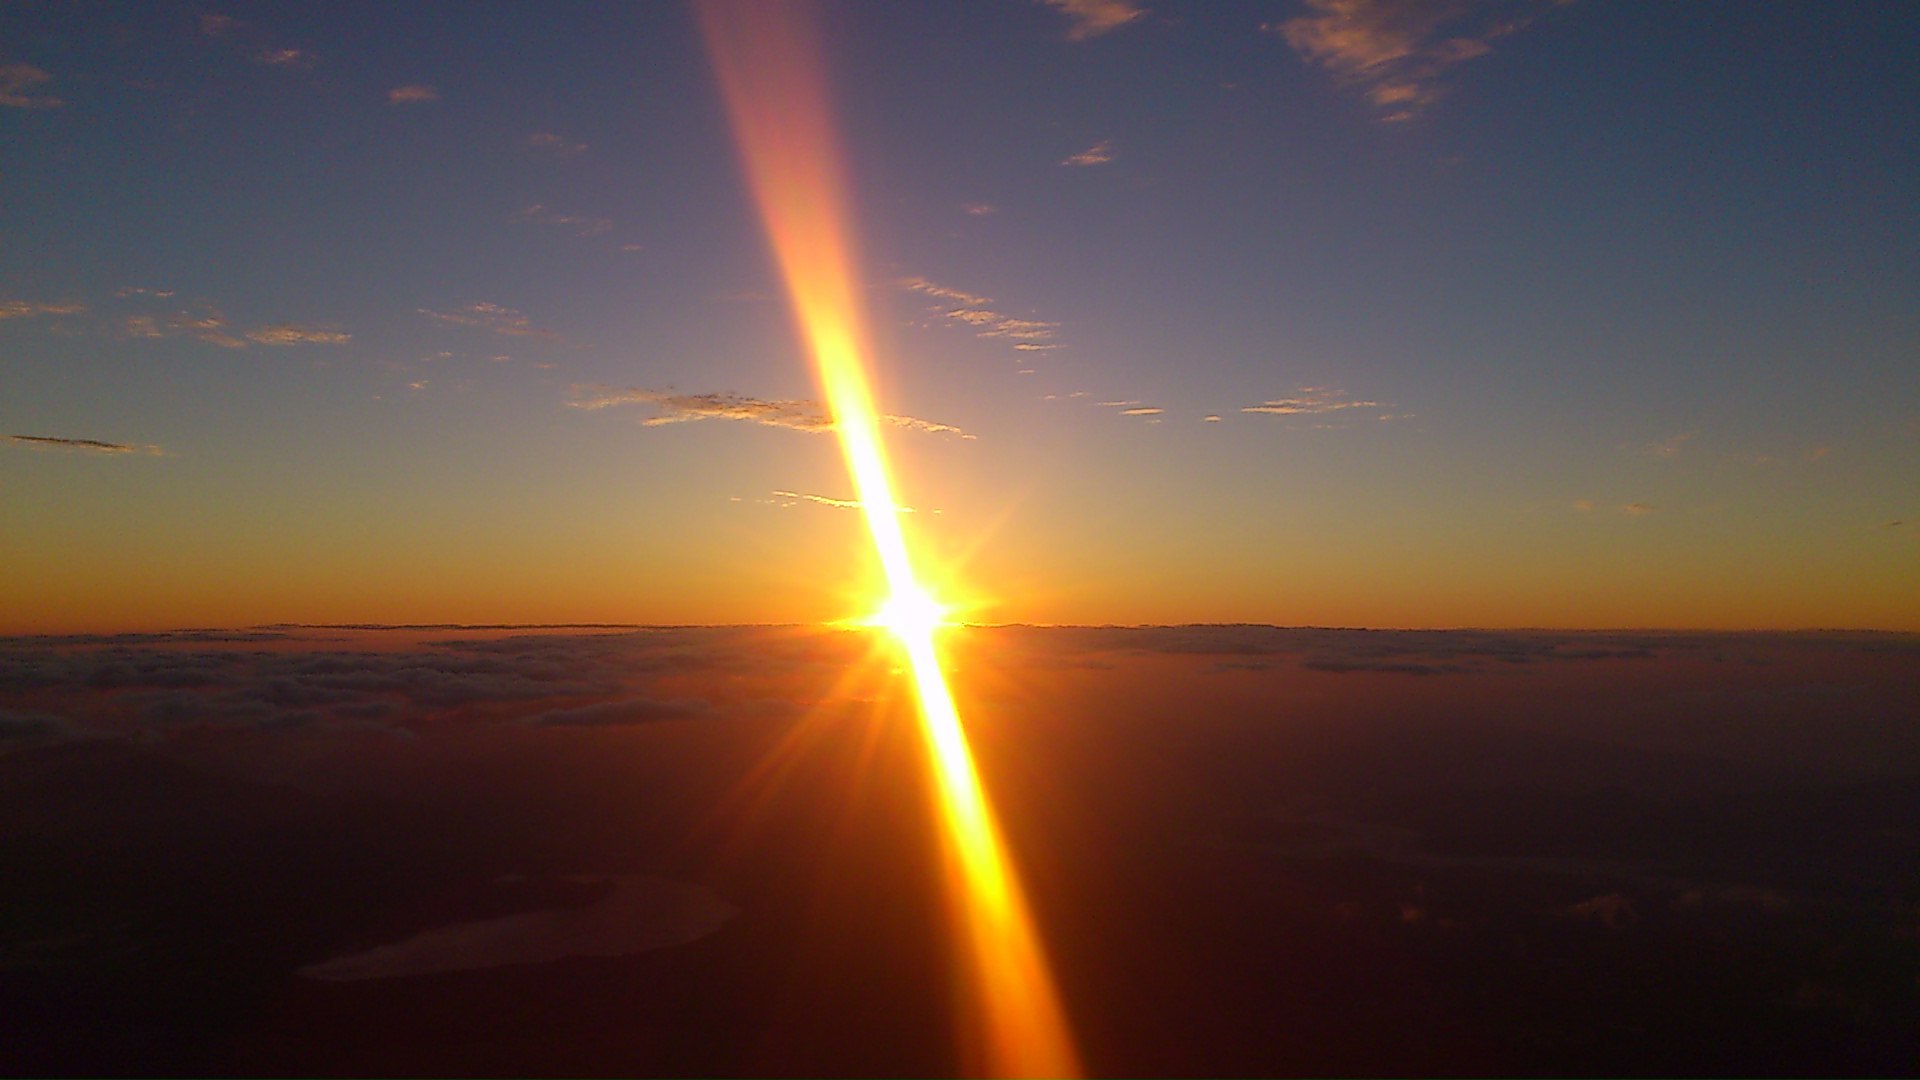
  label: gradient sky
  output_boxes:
[3,0,1916,632]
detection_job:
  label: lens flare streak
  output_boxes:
[698,4,1079,1076]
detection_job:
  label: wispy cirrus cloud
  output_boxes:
[897,278,1062,347]
[898,276,990,307]
[512,203,613,238]
[419,302,556,339]
[124,308,347,348]
[244,324,352,346]
[0,299,85,321]
[1241,387,1388,417]
[1040,0,1146,41]
[1061,139,1116,167]
[1271,0,1559,122]
[767,490,927,514]
[386,84,439,104]
[0,63,62,109]
[946,310,1059,340]
[6,434,166,456]
[571,388,974,439]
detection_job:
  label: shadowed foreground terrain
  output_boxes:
[2,625,1917,1075]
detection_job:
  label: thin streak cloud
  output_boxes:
[1040,0,1146,41]
[898,277,991,306]
[571,388,974,439]
[1241,387,1387,417]
[768,490,925,514]
[6,434,166,456]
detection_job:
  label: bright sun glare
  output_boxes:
[869,583,951,639]
[699,4,1081,1076]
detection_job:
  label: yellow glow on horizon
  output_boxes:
[699,4,1080,1076]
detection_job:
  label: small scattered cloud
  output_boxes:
[1637,431,1695,459]
[124,310,246,348]
[1013,342,1060,352]
[0,299,85,321]
[513,203,613,238]
[114,286,175,299]
[252,47,311,68]
[572,387,973,439]
[1270,0,1558,122]
[1204,414,1223,423]
[962,203,997,216]
[6,434,165,456]
[1062,139,1116,167]
[1574,499,1656,517]
[1806,446,1832,462]
[1040,0,1146,41]
[419,302,557,339]
[244,324,351,346]
[0,63,63,109]
[386,84,439,104]
[1120,407,1163,416]
[525,131,587,155]
[1241,387,1386,417]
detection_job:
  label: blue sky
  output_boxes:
[3,1,1916,630]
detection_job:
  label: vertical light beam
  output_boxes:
[697,5,1080,1077]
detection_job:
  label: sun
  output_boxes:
[867,583,952,640]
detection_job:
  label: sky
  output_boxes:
[2,0,1916,632]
